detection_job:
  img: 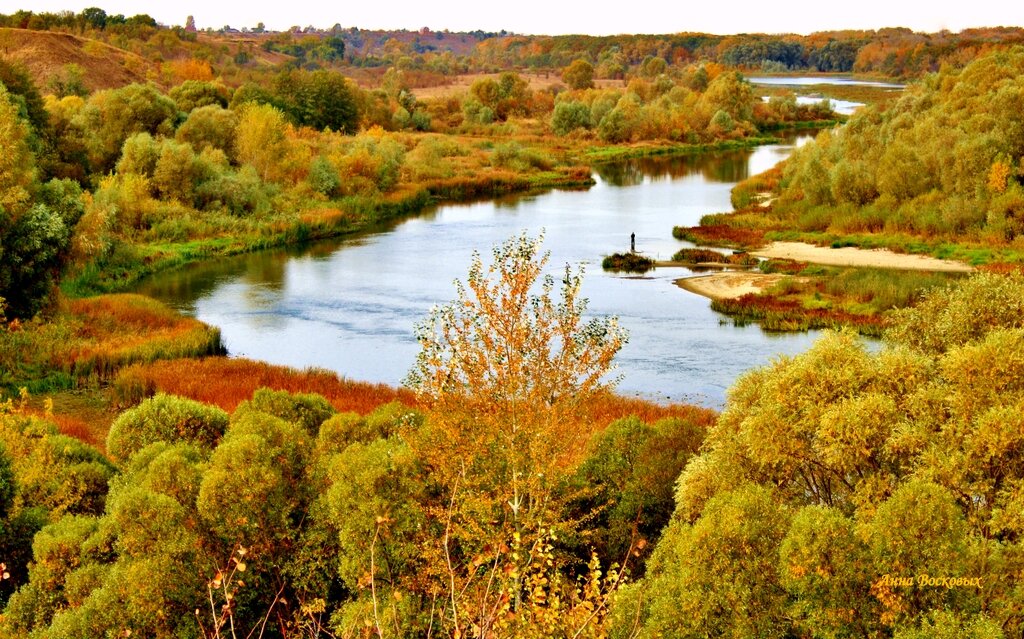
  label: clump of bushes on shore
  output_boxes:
[602,252,655,272]
[671,247,759,266]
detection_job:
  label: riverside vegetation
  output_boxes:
[3,237,1024,637]
[4,7,1024,638]
[673,47,1024,333]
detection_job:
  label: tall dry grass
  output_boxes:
[1,294,222,392]
[587,392,717,429]
[112,357,715,428]
[63,294,223,378]
[113,357,417,414]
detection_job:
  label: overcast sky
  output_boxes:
[2,1,1022,36]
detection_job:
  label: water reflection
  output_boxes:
[748,76,904,88]
[593,151,754,186]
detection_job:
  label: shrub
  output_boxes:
[602,252,654,273]
[551,101,592,135]
[167,80,229,113]
[489,142,553,171]
[175,104,238,157]
[115,132,161,177]
[317,401,424,454]
[195,166,273,216]
[235,387,336,434]
[307,156,341,196]
[106,393,229,463]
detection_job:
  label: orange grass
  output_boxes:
[978,262,1024,275]
[62,294,223,378]
[115,356,716,425]
[114,357,419,414]
[587,392,718,429]
[23,408,107,450]
[673,224,768,248]
[298,207,360,227]
[2,294,222,392]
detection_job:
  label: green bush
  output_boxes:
[175,104,239,157]
[0,442,13,518]
[167,80,229,113]
[490,142,553,171]
[602,252,654,272]
[551,100,592,135]
[307,156,341,196]
[195,165,273,216]
[106,393,229,463]
[236,387,336,434]
[115,132,161,177]
[568,416,704,575]
[199,408,311,549]
[316,401,423,457]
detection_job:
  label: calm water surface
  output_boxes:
[748,76,904,89]
[137,134,824,408]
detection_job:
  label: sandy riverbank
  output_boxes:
[751,241,973,272]
[675,272,789,300]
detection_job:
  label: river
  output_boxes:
[136,133,825,409]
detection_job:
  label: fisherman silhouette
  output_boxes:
[630,232,635,253]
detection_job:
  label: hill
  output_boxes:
[0,27,154,91]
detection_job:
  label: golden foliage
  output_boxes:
[407,233,627,505]
[164,58,214,83]
[405,233,629,637]
[989,160,1011,193]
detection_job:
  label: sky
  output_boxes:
[2,1,1022,36]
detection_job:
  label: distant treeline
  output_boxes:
[3,8,1024,79]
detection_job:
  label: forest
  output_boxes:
[3,8,1024,81]
[3,6,1024,638]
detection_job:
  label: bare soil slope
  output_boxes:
[0,27,154,92]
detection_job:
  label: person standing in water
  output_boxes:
[630,232,635,253]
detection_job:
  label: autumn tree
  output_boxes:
[0,85,83,318]
[562,59,595,90]
[405,232,628,636]
[175,104,238,157]
[73,83,178,174]
[0,84,35,213]
[698,70,754,124]
[234,103,291,183]
[274,69,359,133]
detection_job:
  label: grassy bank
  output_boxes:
[584,137,781,163]
[678,159,1024,268]
[61,132,819,298]
[709,264,964,335]
[0,294,223,394]
[62,167,595,297]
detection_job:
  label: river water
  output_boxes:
[137,133,824,408]
[747,76,904,89]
